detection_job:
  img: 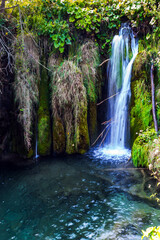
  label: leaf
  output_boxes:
[66,38,71,45]
[51,34,58,40]
[59,41,65,47]
[69,16,75,22]
[59,47,64,53]
[54,41,60,48]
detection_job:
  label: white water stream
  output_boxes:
[106,24,138,150]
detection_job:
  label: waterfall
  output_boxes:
[107,24,138,149]
[34,121,39,159]
[35,137,39,159]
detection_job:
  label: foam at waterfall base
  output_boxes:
[92,146,131,162]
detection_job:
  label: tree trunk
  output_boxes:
[151,63,158,133]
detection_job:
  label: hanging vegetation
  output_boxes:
[77,40,100,102]
[50,58,89,154]
[14,35,39,150]
[76,40,101,143]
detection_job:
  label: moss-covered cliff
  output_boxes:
[50,59,90,155]
[131,38,160,169]
[47,40,101,156]
[38,58,51,156]
[131,50,153,146]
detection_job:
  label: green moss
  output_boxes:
[65,92,90,155]
[131,41,160,168]
[66,132,76,154]
[50,41,102,155]
[75,40,101,148]
[130,50,153,146]
[132,50,150,82]
[132,128,157,167]
[77,40,100,103]
[83,75,97,102]
[53,117,65,154]
[130,79,153,145]
[51,59,90,155]
[38,59,51,156]
[132,140,149,167]
[88,101,97,145]
[38,116,51,155]
[27,148,34,158]
[76,101,90,154]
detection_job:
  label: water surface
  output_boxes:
[0,150,159,240]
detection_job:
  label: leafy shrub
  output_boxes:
[132,128,157,167]
[6,0,159,53]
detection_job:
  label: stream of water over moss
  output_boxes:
[0,150,160,240]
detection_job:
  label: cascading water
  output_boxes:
[34,121,39,159]
[35,137,39,159]
[107,24,138,150]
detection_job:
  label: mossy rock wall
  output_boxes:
[132,128,157,167]
[38,60,51,156]
[130,50,153,146]
[49,40,102,156]
[65,99,89,155]
[76,96,90,154]
[11,39,101,158]
[53,116,65,154]
[131,40,160,168]
[13,35,39,158]
[77,40,100,146]
[50,59,90,155]
[88,101,97,145]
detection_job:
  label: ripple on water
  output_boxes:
[0,152,160,240]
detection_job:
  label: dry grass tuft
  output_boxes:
[51,59,87,147]
[14,35,39,150]
[49,40,100,152]
[77,40,100,101]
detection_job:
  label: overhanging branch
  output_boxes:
[0,4,19,12]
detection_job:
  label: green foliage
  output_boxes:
[35,18,71,53]
[132,128,157,167]
[142,226,160,240]
[132,80,152,127]
[131,79,153,145]
[7,0,159,53]
[135,128,156,144]
[0,17,7,29]
[67,1,102,33]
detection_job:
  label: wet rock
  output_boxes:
[38,59,51,156]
